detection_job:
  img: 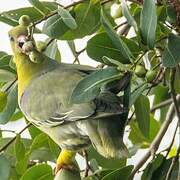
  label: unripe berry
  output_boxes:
[36,41,46,52]
[135,65,147,77]
[145,70,157,83]
[22,41,34,54]
[110,3,122,19]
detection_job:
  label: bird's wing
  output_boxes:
[20,64,126,128]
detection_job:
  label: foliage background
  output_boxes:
[0,0,179,180]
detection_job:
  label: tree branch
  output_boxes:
[150,98,173,112]
[129,95,180,179]
[0,122,32,153]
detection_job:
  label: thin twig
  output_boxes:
[4,77,17,93]
[73,48,86,64]
[150,98,173,112]
[41,38,55,52]
[32,0,114,27]
[165,144,180,180]
[170,68,180,123]
[83,150,90,177]
[0,122,32,153]
[165,122,178,158]
[129,95,180,179]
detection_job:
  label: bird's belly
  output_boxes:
[32,120,91,151]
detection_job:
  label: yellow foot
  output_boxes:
[55,149,76,175]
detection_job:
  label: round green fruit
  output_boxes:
[29,51,42,64]
[36,41,46,52]
[110,3,122,19]
[22,41,34,54]
[145,70,157,82]
[0,91,7,112]
[54,169,81,180]
[135,65,147,77]
[19,15,31,26]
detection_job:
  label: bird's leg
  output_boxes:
[55,149,76,174]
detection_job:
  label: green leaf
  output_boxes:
[129,115,160,148]
[48,137,60,159]
[43,0,101,40]
[58,6,77,29]
[15,155,29,175]
[134,94,150,138]
[0,84,17,124]
[0,91,7,112]
[0,54,15,72]
[0,69,16,82]
[0,7,43,25]
[140,0,157,49]
[20,164,53,180]
[87,32,129,64]
[101,9,134,62]
[87,32,140,64]
[151,157,179,180]
[102,165,133,180]
[71,67,122,103]
[28,0,51,15]
[142,154,164,180]
[44,39,61,62]
[88,146,126,169]
[0,154,11,180]
[121,0,138,31]
[28,123,42,139]
[14,134,26,161]
[29,133,48,153]
[162,34,180,67]
[129,83,148,107]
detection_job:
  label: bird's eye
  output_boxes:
[9,36,14,41]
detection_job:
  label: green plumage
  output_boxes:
[9,25,129,159]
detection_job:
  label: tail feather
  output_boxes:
[83,116,129,159]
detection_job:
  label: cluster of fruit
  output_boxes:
[135,65,157,83]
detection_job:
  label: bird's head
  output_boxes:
[8,25,31,55]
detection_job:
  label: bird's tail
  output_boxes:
[84,115,129,159]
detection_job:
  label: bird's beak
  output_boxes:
[17,35,28,49]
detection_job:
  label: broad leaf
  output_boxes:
[0,154,11,180]
[14,134,26,161]
[88,146,126,169]
[29,133,48,153]
[0,84,17,124]
[58,6,77,29]
[71,67,122,103]
[121,0,138,31]
[102,165,133,180]
[101,9,134,62]
[129,83,148,107]
[87,32,140,64]
[20,164,53,180]
[43,0,101,40]
[151,157,179,180]
[0,69,16,82]
[129,115,160,148]
[134,94,150,138]
[28,0,51,15]
[140,0,157,49]
[162,34,180,67]
[44,39,61,62]
[142,154,164,180]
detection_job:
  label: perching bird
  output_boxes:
[8,20,129,173]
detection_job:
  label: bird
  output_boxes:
[8,18,129,174]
